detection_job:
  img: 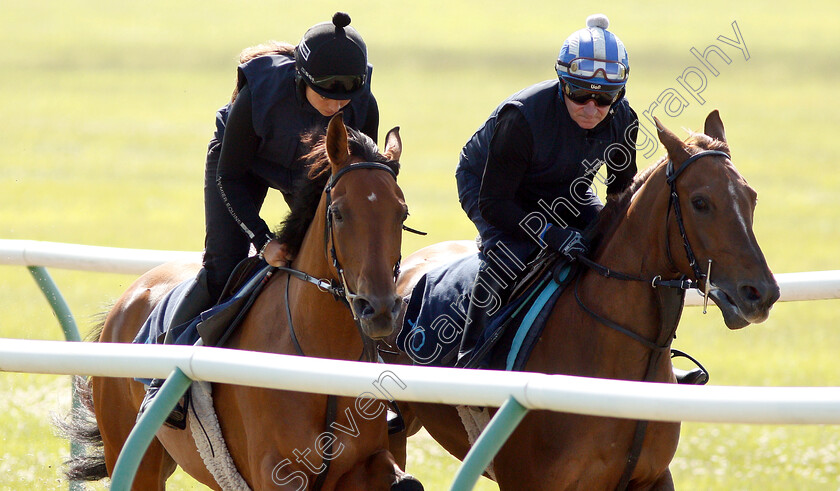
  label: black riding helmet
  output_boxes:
[295,12,368,100]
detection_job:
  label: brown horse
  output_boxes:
[386,111,780,490]
[67,115,423,490]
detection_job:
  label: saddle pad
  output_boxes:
[132,265,273,385]
[133,278,196,348]
[397,253,566,369]
[397,253,479,366]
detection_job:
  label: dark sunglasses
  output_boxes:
[562,81,622,107]
[310,74,366,93]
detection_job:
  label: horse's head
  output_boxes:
[322,114,406,339]
[654,111,780,329]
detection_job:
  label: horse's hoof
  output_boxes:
[392,474,424,491]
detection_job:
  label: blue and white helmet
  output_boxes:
[556,14,629,92]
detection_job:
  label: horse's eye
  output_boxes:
[402,209,410,222]
[331,207,344,221]
[691,197,709,212]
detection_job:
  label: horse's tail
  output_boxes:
[54,316,109,481]
[54,375,108,481]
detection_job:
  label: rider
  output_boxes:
[454,14,638,367]
[138,12,379,429]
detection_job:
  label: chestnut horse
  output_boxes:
[69,115,422,490]
[386,111,779,490]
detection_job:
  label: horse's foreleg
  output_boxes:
[93,376,176,490]
[333,449,423,491]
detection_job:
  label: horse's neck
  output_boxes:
[598,168,676,281]
[552,170,680,379]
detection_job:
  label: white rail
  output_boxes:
[0,239,200,275]
[2,338,839,425]
[1,239,838,304]
[2,239,839,426]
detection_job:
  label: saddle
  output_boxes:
[397,251,577,370]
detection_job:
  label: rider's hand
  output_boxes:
[261,239,294,267]
[542,224,589,260]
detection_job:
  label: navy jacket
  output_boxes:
[456,79,638,255]
[214,54,377,251]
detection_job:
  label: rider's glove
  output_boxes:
[541,224,589,261]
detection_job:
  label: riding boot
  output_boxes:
[136,271,212,430]
[671,349,710,385]
[674,366,709,385]
[455,264,508,368]
[137,378,188,430]
[165,268,214,337]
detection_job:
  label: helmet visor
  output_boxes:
[556,57,628,83]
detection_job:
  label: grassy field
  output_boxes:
[1,0,839,489]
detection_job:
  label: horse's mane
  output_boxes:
[275,127,400,256]
[230,41,296,103]
[586,132,729,253]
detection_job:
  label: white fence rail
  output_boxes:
[2,239,840,426]
[2,338,840,425]
[2,239,839,305]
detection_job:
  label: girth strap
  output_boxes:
[313,395,338,491]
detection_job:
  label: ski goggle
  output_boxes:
[309,74,366,94]
[555,57,628,83]
[561,80,622,107]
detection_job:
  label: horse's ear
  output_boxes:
[326,113,350,172]
[704,109,727,144]
[383,126,402,162]
[654,116,690,163]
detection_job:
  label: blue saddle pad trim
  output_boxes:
[506,264,571,370]
[506,279,560,370]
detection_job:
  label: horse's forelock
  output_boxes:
[685,132,730,154]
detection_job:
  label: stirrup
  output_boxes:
[671,349,709,385]
[137,380,188,430]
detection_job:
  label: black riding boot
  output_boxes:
[137,270,213,430]
[674,366,709,385]
[455,265,509,368]
[166,268,214,336]
[671,349,710,385]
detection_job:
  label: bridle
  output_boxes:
[575,149,732,329]
[573,149,730,491]
[273,162,400,360]
[324,162,402,320]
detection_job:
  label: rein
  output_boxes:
[572,149,730,491]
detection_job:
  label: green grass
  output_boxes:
[2,0,839,489]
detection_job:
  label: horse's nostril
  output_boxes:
[353,298,375,319]
[739,284,762,303]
